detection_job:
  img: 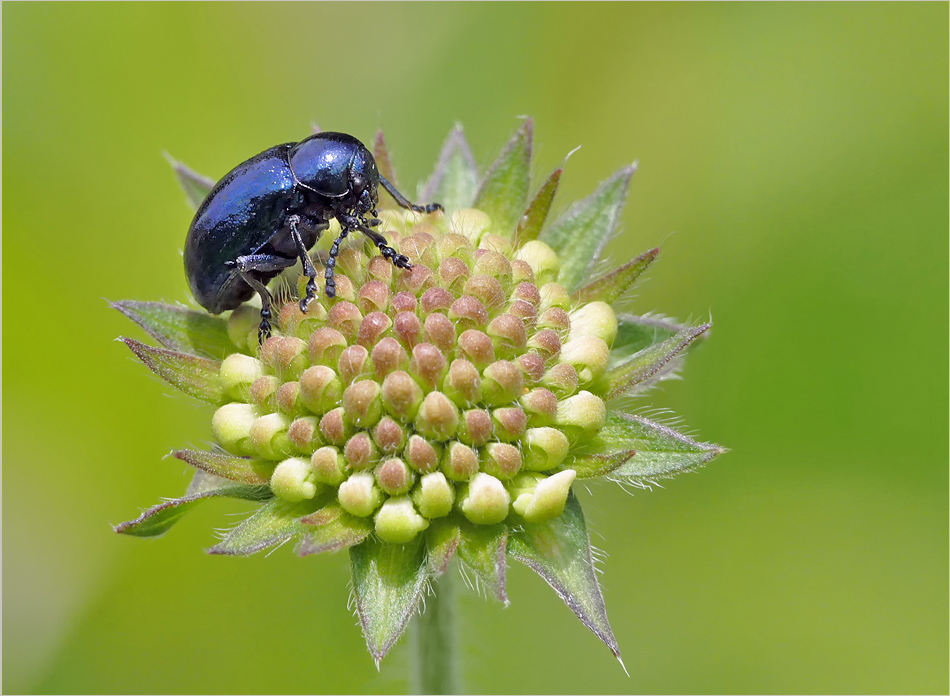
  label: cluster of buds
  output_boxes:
[116,121,723,666]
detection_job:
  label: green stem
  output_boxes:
[410,569,461,695]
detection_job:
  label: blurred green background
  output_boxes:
[3,3,947,694]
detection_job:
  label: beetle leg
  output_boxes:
[229,253,296,343]
[324,227,350,299]
[378,175,443,214]
[288,216,325,313]
[357,224,412,270]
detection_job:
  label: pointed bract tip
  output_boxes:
[616,654,630,677]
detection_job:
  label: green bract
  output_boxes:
[115,121,724,666]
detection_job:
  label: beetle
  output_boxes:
[184,131,442,342]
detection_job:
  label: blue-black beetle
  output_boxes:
[184,131,442,341]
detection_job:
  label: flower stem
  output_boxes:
[410,569,461,695]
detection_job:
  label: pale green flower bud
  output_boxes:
[404,435,441,473]
[338,472,384,517]
[569,301,618,346]
[211,403,258,456]
[270,457,321,503]
[441,441,479,482]
[514,241,560,286]
[308,327,348,366]
[538,283,571,312]
[481,360,524,406]
[451,208,491,245]
[523,427,570,471]
[559,335,610,385]
[376,458,416,496]
[491,407,528,442]
[299,366,343,415]
[520,388,559,426]
[374,496,429,544]
[342,380,383,428]
[555,390,606,442]
[250,412,295,460]
[542,362,579,398]
[412,472,455,519]
[219,353,264,402]
[511,470,576,524]
[311,446,346,485]
[458,473,511,525]
[381,371,424,421]
[248,375,280,410]
[287,416,321,453]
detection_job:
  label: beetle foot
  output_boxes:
[299,279,318,313]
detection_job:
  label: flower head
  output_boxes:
[116,121,724,666]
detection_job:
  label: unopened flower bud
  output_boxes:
[308,327,347,366]
[511,470,576,523]
[507,299,537,327]
[344,432,379,471]
[528,329,562,362]
[249,375,280,410]
[512,282,541,307]
[412,472,455,519]
[371,337,410,378]
[287,416,321,453]
[559,336,610,385]
[270,457,321,503]
[390,291,417,314]
[482,442,523,480]
[473,250,512,288]
[366,255,395,287]
[374,496,429,544]
[393,311,423,349]
[458,473,511,525]
[510,259,535,286]
[281,300,328,341]
[478,233,514,257]
[410,343,449,392]
[404,435,441,473]
[457,409,493,446]
[515,241,560,286]
[538,307,572,333]
[414,391,460,440]
[420,287,455,314]
[464,275,506,312]
[311,446,346,485]
[337,345,370,385]
[443,359,481,406]
[343,380,383,428]
[357,280,391,315]
[520,388,559,426]
[481,360,524,406]
[555,390,606,442]
[491,407,528,442]
[538,283,571,312]
[523,427,570,471]
[338,472,384,517]
[250,412,295,460]
[326,274,357,303]
[438,257,470,293]
[319,407,352,446]
[423,313,456,353]
[451,208,491,245]
[487,314,528,358]
[449,296,489,331]
[356,311,393,348]
[381,371,424,421]
[516,353,546,383]
[399,263,436,296]
[326,301,363,341]
[219,354,264,402]
[299,366,343,415]
[542,362,579,398]
[276,381,303,416]
[372,416,406,454]
[441,441,479,481]
[376,458,416,496]
[456,330,495,368]
[269,336,309,380]
[436,232,474,266]
[212,403,257,456]
[569,301,618,346]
